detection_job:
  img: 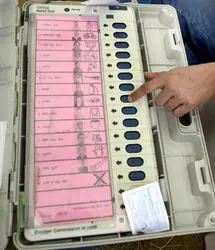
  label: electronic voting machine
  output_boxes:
[1,0,215,249]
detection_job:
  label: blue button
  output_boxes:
[129,171,145,181]
[118,73,133,80]
[127,157,144,167]
[120,95,129,103]
[124,131,140,140]
[123,118,139,127]
[122,107,137,115]
[119,0,131,2]
[119,83,134,91]
[113,23,127,29]
[115,42,129,48]
[117,62,131,69]
[114,32,128,39]
[116,52,130,59]
[126,144,142,153]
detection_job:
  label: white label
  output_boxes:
[83,0,119,6]
[0,121,7,188]
[122,182,170,234]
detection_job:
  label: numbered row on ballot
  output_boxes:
[34,119,106,134]
[36,84,102,96]
[35,144,108,162]
[36,73,101,84]
[35,107,104,121]
[35,96,103,108]
[37,20,98,32]
[37,40,99,51]
[37,30,99,41]
[36,51,100,62]
[36,61,100,73]
[36,172,111,191]
[35,158,109,176]
[35,131,107,147]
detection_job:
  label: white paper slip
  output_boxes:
[122,182,170,234]
[83,0,119,6]
[0,121,7,188]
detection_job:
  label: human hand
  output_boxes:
[128,64,215,117]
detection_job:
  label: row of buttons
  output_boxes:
[104,22,146,171]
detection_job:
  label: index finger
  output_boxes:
[128,78,164,102]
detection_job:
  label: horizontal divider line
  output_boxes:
[36,199,112,209]
[35,83,102,85]
[34,118,105,122]
[36,49,99,52]
[35,82,102,84]
[37,29,99,32]
[37,20,98,23]
[36,39,99,42]
[35,156,110,163]
[35,82,102,85]
[36,71,101,73]
[35,143,107,148]
[36,61,101,63]
[34,131,106,136]
[37,184,111,193]
[35,94,103,97]
[37,167,109,177]
[33,131,107,136]
[42,215,114,224]
[35,106,104,110]
[35,130,105,135]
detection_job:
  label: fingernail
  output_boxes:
[128,96,133,102]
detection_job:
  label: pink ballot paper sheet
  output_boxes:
[33,15,113,225]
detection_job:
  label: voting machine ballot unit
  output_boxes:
[1,0,215,249]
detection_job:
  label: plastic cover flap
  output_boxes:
[135,4,188,72]
[136,4,215,231]
[0,0,19,249]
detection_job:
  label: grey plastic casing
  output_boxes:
[0,1,215,249]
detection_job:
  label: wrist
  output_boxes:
[206,63,215,95]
